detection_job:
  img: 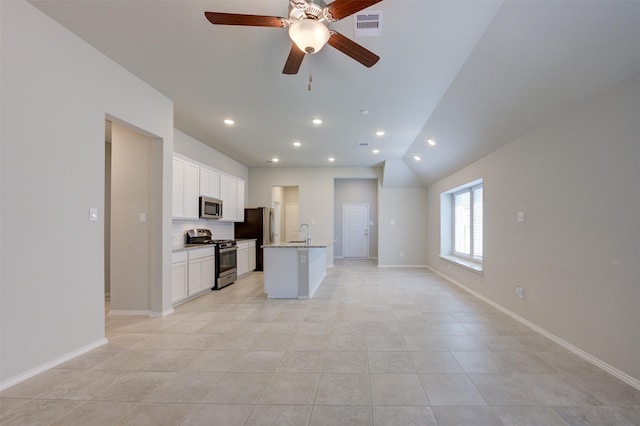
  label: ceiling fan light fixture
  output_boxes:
[288,19,330,54]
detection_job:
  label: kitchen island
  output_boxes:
[262,241,335,299]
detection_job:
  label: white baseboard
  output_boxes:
[426,265,640,391]
[0,338,108,391]
[108,309,151,316]
[378,264,429,268]
[150,308,175,318]
[108,308,174,318]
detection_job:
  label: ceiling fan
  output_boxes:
[204,0,383,75]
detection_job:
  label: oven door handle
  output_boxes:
[219,246,237,254]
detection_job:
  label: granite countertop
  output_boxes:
[172,244,217,252]
[263,240,336,249]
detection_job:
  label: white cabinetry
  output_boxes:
[200,166,220,199]
[172,156,199,219]
[172,251,188,304]
[249,240,256,271]
[173,154,245,222]
[187,247,215,296]
[236,179,245,222]
[237,244,249,276]
[220,175,245,222]
[237,239,256,277]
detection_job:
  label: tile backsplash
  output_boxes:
[172,219,234,248]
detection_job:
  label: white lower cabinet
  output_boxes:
[173,247,215,305]
[249,242,256,271]
[171,251,188,304]
[237,240,256,277]
[238,246,249,276]
[188,247,215,296]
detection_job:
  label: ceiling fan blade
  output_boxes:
[204,12,286,27]
[326,0,383,21]
[327,32,380,68]
[282,44,305,74]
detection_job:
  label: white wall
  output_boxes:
[378,187,429,267]
[426,71,640,384]
[248,167,428,267]
[173,129,248,181]
[110,122,153,312]
[0,1,174,386]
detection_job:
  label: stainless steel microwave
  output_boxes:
[199,196,223,219]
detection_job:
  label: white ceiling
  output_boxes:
[29,1,640,184]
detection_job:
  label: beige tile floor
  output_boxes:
[2,259,639,425]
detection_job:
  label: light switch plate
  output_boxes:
[517,212,525,223]
[89,208,98,222]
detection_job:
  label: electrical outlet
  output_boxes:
[515,286,525,299]
[517,211,525,223]
[399,252,404,258]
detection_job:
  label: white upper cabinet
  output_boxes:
[219,174,245,222]
[172,156,199,219]
[173,154,245,222]
[200,166,220,199]
[236,179,245,222]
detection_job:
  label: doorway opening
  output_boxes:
[334,179,378,260]
[104,118,163,317]
[271,186,299,243]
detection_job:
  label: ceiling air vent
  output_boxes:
[357,142,370,148]
[354,11,382,37]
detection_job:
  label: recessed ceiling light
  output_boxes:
[272,157,280,163]
[376,130,385,136]
[328,157,335,162]
[372,149,380,154]
[360,109,369,116]
[414,155,421,161]
[312,118,322,125]
[427,138,436,146]
[223,119,235,125]
[292,141,301,147]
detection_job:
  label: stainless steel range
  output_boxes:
[186,229,237,289]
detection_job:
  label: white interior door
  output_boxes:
[285,203,299,242]
[343,204,369,258]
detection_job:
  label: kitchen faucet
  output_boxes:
[299,223,311,245]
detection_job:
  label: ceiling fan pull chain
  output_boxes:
[308,56,313,91]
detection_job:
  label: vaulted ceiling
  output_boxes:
[30,1,640,185]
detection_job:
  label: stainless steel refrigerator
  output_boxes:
[234,207,274,271]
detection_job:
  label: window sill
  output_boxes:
[439,255,483,275]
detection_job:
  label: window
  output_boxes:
[440,179,483,273]
[453,184,483,261]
